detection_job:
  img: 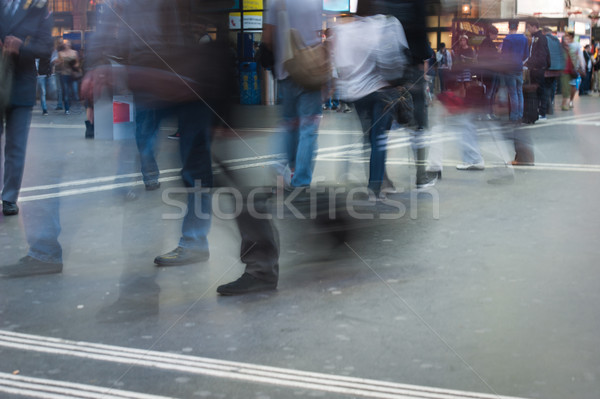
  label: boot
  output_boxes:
[85,120,94,139]
[415,147,437,189]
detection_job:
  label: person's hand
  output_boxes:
[81,65,113,101]
[1,36,23,56]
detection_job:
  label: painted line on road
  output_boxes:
[0,330,528,399]
[0,372,176,399]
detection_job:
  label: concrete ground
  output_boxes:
[1,93,599,399]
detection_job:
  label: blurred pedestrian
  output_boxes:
[36,56,51,115]
[436,42,452,92]
[524,18,550,121]
[357,0,438,189]
[501,19,529,122]
[454,35,475,98]
[333,11,410,196]
[56,40,79,115]
[264,0,324,189]
[478,25,500,120]
[0,0,53,218]
[579,44,593,96]
[83,0,278,295]
[542,26,565,115]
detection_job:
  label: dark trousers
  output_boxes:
[530,69,548,117]
[0,106,32,203]
[354,89,394,194]
[545,76,558,114]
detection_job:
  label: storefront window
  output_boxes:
[49,0,72,12]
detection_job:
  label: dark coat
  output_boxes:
[525,30,550,71]
[0,0,53,107]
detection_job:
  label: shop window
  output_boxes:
[440,15,453,28]
[428,32,438,50]
[427,16,439,28]
[50,0,72,12]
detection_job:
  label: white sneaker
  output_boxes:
[456,162,485,171]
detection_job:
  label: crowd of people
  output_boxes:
[1,0,597,296]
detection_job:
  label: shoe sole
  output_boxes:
[154,255,209,266]
[217,285,277,296]
[1,265,63,278]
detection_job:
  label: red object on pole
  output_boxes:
[113,102,131,123]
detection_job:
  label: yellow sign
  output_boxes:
[243,0,263,10]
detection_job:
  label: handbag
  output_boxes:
[0,54,13,112]
[280,1,331,90]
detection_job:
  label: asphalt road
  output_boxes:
[1,95,599,399]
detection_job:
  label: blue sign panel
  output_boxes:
[324,0,349,12]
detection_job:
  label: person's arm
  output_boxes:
[263,24,274,51]
[15,7,53,59]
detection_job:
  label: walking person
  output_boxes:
[436,42,452,92]
[524,18,550,121]
[542,26,565,115]
[579,44,593,96]
[56,40,79,115]
[501,19,529,122]
[478,25,501,120]
[36,56,51,115]
[264,0,324,189]
[333,10,409,197]
[0,0,53,217]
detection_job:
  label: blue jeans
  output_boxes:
[504,72,523,121]
[354,89,394,194]
[53,74,62,108]
[279,78,322,187]
[37,75,48,112]
[176,102,213,251]
[135,108,161,185]
[60,75,73,111]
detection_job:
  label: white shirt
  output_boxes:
[333,15,408,102]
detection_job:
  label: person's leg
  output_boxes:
[60,75,70,112]
[134,108,161,186]
[237,197,279,284]
[177,102,213,252]
[54,74,63,109]
[38,76,48,113]
[276,79,300,180]
[459,113,484,165]
[532,70,547,117]
[2,107,33,204]
[72,79,80,102]
[516,73,524,120]
[505,74,518,121]
[291,84,321,188]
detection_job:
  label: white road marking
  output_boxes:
[0,372,176,399]
[18,111,600,203]
[0,330,528,399]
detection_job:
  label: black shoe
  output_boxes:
[416,172,438,189]
[144,181,161,191]
[2,201,19,216]
[42,110,48,116]
[168,131,180,140]
[0,256,63,278]
[217,273,277,296]
[154,246,209,266]
[55,106,63,110]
